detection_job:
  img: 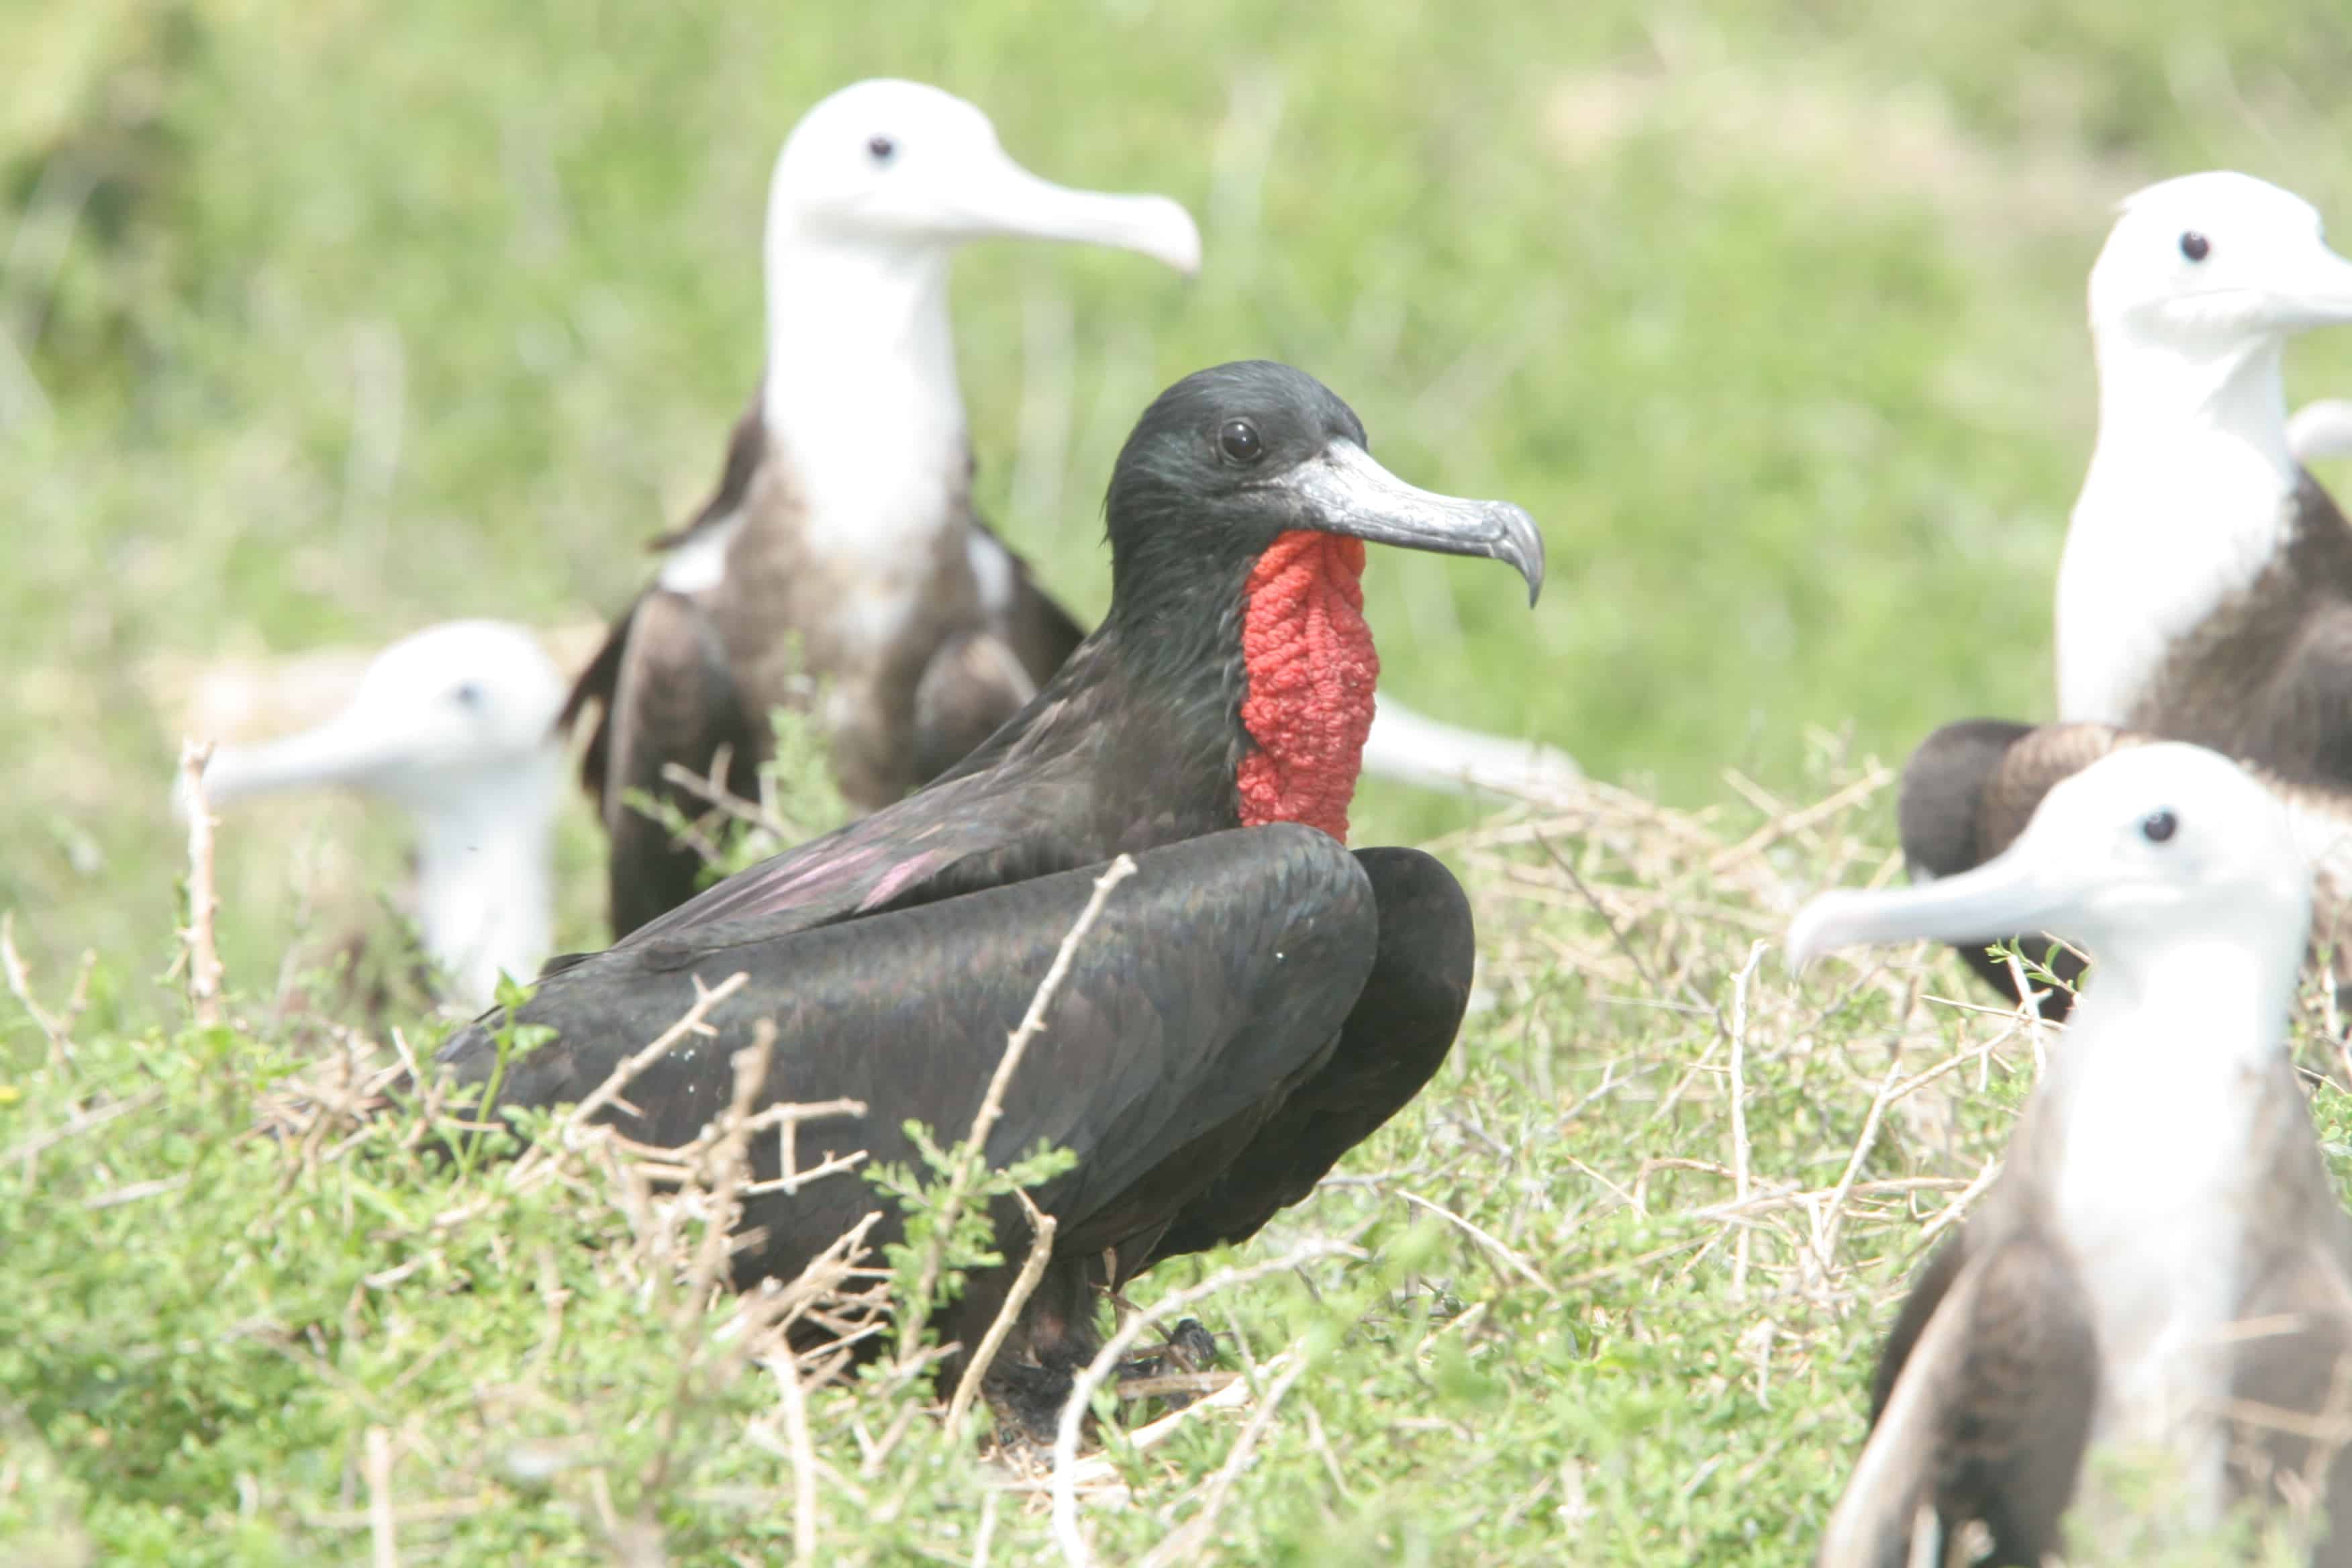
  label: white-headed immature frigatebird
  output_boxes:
[189,620,567,1013]
[562,79,1201,939]
[1798,743,2352,1567]
[562,79,1575,940]
[438,360,1544,1427]
[1894,172,2352,1016]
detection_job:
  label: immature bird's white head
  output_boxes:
[1790,742,2312,999]
[767,79,1200,272]
[192,620,566,1010]
[2089,172,2352,358]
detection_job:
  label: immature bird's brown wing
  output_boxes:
[2223,1059,2352,1563]
[1821,1224,2098,1568]
[562,399,772,937]
[1895,721,2132,1016]
[969,516,1087,683]
[912,629,1043,783]
[911,520,1091,785]
[2125,475,2352,788]
[596,589,767,936]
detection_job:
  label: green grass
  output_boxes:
[10,0,2352,1562]
[15,757,2352,1564]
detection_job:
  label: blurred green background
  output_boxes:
[6,0,2352,1002]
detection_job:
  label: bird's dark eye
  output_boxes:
[1218,420,1263,464]
[867,134,896,164]
[452,681,485,709]
[2179,231,2210,262]
[2141,809,2178,844]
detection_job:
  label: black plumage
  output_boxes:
[438,361,1542,1426]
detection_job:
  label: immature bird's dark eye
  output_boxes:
[2179,231,2210,262]
[2141,809,2178,844]
[1218,420,1263,464]
[867,134,896,164]
[452,681,485,709]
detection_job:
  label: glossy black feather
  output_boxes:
[440,826,1471,1426]
[438,363,1525,1424]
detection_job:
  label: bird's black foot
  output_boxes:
[984,1355,1086,1448]
[1112,1318,1222,1412]
[985,1317,1223,1451]
[1114,1316,1217,1378]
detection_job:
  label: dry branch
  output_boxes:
[1001,1351,1297,1496]
[947,1189,1061,1430]
[1395,1188,1557,1298]
[1134,1353,1310,1568]
[177,740,226,1026]
[497,969,758,1196]
[366,1425,398,1568]
[1,912,93,1072]
[771,1353,820,1568]
[1726,940,1766,1297]
[1050,1237,1360,1568]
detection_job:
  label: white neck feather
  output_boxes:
[758,219,971,628]
[407,764,558,1012]
[2043,930,2297,1518]
[2056,334,2300,724]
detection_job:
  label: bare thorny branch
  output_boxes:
[177,740,226,1028]
[1,912,94,1073]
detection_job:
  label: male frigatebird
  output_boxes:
[1896,172,2352,1013]
[191,620,567,1012]
[1799,742,2352,1567]
[439,361,1543,1426]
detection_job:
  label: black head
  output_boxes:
[1101,361,1544,620]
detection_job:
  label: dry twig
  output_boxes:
[0,912,93,1071]
[1050,1238,1359,1568]
[177,740,226,1026]
[1726,940,1766,1296]
[1395,1187,1557,1298]
[771,1353,820,1568]
[1134,1354,1310,1568]
[947,1189,1061,1430]
[366,1425,398,1568]
[499,969,756,1193]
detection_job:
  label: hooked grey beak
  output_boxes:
[946,148,1201,275]
[1787,852,2068,974]
[2261,236,2352,332]
[1282,440,1546,605]
[179,713,400,818]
